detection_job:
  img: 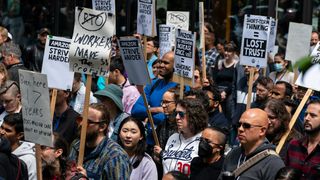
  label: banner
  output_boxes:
[69,7,115,76]
[174,29,196,79]
[137,0,157,37]
[19,70,53,147]
[118,37,150,85]
[240,14,271,68]
[41,36,74,90]
[159,24,175,58]
[92,0,115,14]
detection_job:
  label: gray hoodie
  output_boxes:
[220,139,285,180]
[13,142,37,180]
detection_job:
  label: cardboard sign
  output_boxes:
[174,29,196,79]
[19,70,53,147]
[137,0,157,37]
[285,22,312,64]
[166,11,189,31]
[159,24,175,59]
[41,36,74,90]
[268,18,277,53]
[240,14,271,68]
[92,0,115,14]
[118,37,150,85]
[69,7,115,76]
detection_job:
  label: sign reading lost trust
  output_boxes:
[240,14,271,68]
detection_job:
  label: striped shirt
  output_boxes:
[285,137,320,179]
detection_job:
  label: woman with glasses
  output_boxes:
[118,117,157,180]
[154,98,208,177]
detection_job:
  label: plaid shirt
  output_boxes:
[199,47,219,69]
[285,137,320,179]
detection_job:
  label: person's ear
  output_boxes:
[16,93,21,100]
[17,132,24,141]
[213,101,219,108]
[54,148,63,158]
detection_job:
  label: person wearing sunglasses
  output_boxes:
[154,98,208,177]
[220,108,285,180]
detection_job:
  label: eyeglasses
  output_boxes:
[200,137,223,148]
[237,122,263,129]
[161,100,175,106]
[194,76,199,80]
[174,111,186,118]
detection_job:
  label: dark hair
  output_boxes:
[275,167,302,180]
[283,99,298,116]
[224,41,237,52]
[256,76,274,91]
[3,113,24,139]
[109,56,125,75]
[73,72,82,82]
[275,52,285,60]
[308,99,320,106]
[203,85,221,102]
[204,22,214,33]
[165,86,180,101]
[276,81,293,99]
[117,117,146,168]
[264,99,290,135]
[206,126,228,155]
[177,98,208,134]
[165,171,189,180]
[184,89,210,112]
[152,59,160,67]
[89,103,110,134]
[146,37,159,48]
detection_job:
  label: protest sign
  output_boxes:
[199,2,205,50]
[240,14,271,68]
[166,11,189,31]
[19,70,52,147]
[267,18,277,53]
[118,37,150,85]
[41,36,74,90]
[137,0,157,37]
[92,0,115,14]
[174,29,196,79]
[69,7,115,76]
[285,22,312,64]
[159,24,175,58]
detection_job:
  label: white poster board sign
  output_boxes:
[174,29,196,78]
[285,22,312,64]
[159,24,175,59]
[268,18,277,53]
[240,14,271,68]
[19,70,53,147]
[41,36,74,90]
[199,2,205,49]
[137,0,157,37]
[92,0,115,14]
[69,7,115,76]
[166,11,190,31]
[118,37,150,85]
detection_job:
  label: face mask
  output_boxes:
[273,63,283,72]
[198,138,213,158]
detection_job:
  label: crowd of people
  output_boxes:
[0,14,320,180]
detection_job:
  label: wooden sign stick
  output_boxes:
[50,89,57,120]
[141,90,160,146]
[77,75,92,166]
[179,77,185,100]
[35,145,42,180]
[143,36,147,62]
[276,88,313,153]
[246,68,254,110]
[293,68,299,83]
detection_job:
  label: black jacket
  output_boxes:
[190,156,224,180]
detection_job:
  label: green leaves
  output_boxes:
[294,56,313,75]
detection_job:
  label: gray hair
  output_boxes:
[1,42,21,58]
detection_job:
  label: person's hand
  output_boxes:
[221,91,227,101]
[153,145,162,156]
[76,166,87,177]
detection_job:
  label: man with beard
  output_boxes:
[132,51,182,148]
[69,103,131,179]
[190,126,227,180]
[285,99,320,179]
[251,76,273,109]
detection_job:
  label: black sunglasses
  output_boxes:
[237,122,263,129]
[174,111,186,118]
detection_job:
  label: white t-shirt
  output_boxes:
[162,132,201,176]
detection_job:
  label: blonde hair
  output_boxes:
[0,26,8,40]
[0,63,8,86]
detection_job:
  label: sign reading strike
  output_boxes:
[166,11,189,31]
[42,36,74,90]
[118,37,150,85]
[92,0,115,14]
[19,70,53,147]
[69,7,115,76]
[240,14,270,68]
[174,29,196,78]
[159,24,175,58]
[137,0,157,37]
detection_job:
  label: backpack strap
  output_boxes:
[16,158,21,180]
[150,79,161,95]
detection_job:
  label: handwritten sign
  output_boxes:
[92,0,115,14]
[240,14,270,68]
[174,29,196,78]
[159,24,175,59]
[69,7,115,76]
[267,18,277,53]
[285,22,312,64]
[137,0,157,37]
[118,37,150,85]
[41,36,74,90]
[166,11,189,31]
[19,70,53,147]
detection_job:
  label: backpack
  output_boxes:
[8,154,29,180]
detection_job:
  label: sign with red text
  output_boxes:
[240,14,271,68]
